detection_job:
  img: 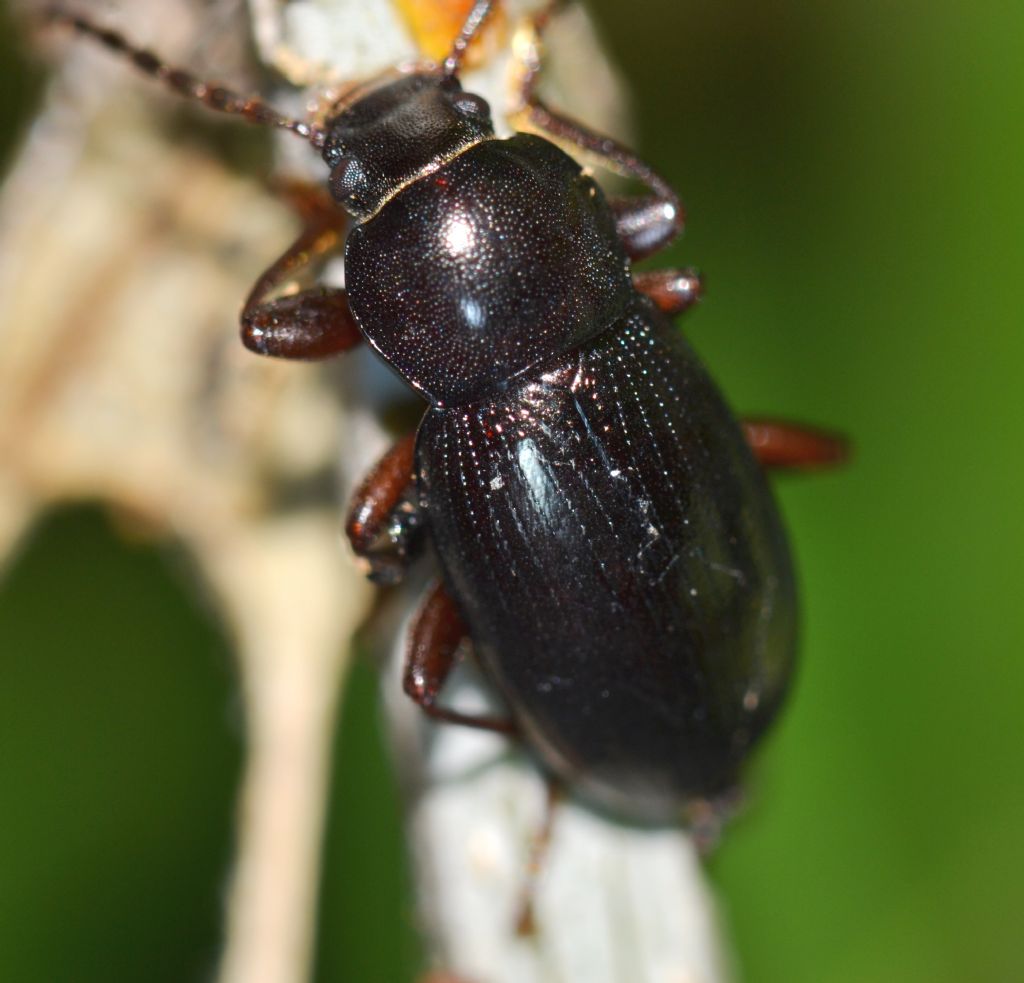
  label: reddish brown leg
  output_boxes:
[241,185,361,360]
[407,582,517,734]
[609,196,685,262]
[43,13,345,355]
[743,418,849,471]
[633,269,703,317]
[683,785,746,856]
[509,4,683,260]
[345,433,422,584]
[514,779,563,936]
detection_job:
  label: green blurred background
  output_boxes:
[1,1,1022,980]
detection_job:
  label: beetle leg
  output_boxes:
[514,778,563,936]
[508,3,683,260]
[406,582,517,735]
[608,197,685,262]
[345,433,424,584]
[684,785,746,855]
[742,418,849,471]
[633,268,704,317]
[241,184,362,360]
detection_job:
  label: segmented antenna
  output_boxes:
[442,0,495,78]
[43,6,325,148]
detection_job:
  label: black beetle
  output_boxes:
[45,0,845,823]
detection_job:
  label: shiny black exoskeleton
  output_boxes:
[327,73,795,821]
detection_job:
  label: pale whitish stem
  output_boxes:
[202,517,371,983]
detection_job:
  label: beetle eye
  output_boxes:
[452,91,490,119]
[329,155,368,205]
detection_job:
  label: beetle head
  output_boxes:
[320,74,494,220]
[43,1,499,220]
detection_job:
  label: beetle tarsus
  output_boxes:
[514,778,563,936]
[683,785,746,855]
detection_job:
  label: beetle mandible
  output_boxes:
[45,0,845,823]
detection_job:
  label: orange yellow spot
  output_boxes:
[395,0,505,65]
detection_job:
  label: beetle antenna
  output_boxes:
[42,6,326,148]
[442,0,495,79]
